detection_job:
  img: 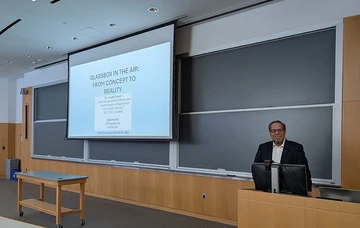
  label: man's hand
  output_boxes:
[307,192,312,197]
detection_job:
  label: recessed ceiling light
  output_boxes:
[148,7,159,13]
[107,23,117,27]
[7,61,13,64]
[72,37,78,40]
[32,61,36,64]
[32,0,37,2]
[24,54,32,58]
[38,59,43,62]
[45,46,52,49]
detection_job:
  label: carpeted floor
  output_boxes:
[0,179,236,228]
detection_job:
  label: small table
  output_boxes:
[16,171,88,228]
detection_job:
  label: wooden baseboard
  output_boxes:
[63,187,237,226]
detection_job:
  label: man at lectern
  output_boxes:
[254,120,312,196]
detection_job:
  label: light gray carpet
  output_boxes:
[0,179,236,228]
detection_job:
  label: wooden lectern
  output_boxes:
[238,189,360,228]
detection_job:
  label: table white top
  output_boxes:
[0,216,44,228]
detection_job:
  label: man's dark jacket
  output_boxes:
[254,139,312,191]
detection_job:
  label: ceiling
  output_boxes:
[0,0,271,79]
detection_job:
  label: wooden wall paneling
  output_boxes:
[192,175,205,215]
[7,123,16,158]
[342,101,360,189]
[45,160,56,172]
[172,173,207,214]
[172,173,183,210]
[343,15,360,102]
[241,180,255,190]
[21,87,32,172]
[0,123,16,177]
[95,165,112,195]
[171,173,184,210]
[342,15,360,190]
[137,170,156,204]
[154,171,173,208]
[29,158,37,171]
[215,178,242,221]
[40,159,48,171]
[27,89,32,171]
[37,159,47,171]
[15,124,22,159]
[0,123,9,177]
[108,167,123,199]
[84,164,98,193]
[33,159,40,170]
[202,176,217,217]
[59,161,70,174]
[53,161,62,173]
[123,168,139,201]
[173,173,197,212]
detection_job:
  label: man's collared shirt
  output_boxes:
[272,139,285,163]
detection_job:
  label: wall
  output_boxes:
[14,78,24,159]
[7,79,16,123]
[0,77,17,123]
[7,77,20,159]
[0,77,17,176]
[23,62,67,88]
[16,78,23,124]
[0,78,9,123]
[176,0,360,56]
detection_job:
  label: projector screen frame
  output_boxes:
[65,20,179,141]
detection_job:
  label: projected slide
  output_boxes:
[68,42,172,138]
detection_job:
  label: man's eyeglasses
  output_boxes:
[270,129,285,134]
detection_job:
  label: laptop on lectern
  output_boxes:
[319,186,360,203]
